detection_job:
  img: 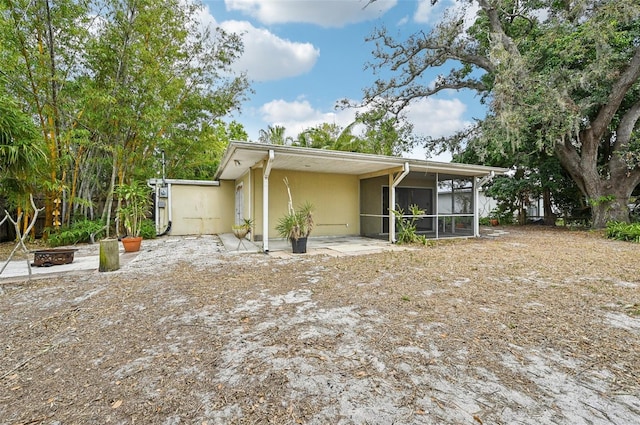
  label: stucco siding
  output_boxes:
[264,170,360,239]
[169,181,234,235]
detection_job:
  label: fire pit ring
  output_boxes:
[32,249,78,267]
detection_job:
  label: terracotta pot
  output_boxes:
[121,236,143,252]
[490,219,499,226]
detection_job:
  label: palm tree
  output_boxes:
[257,125,291,145]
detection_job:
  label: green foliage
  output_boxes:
[0,92,46,208]
[115,181,152,237]
[1,0,250,226]
[163,119,248,180]
[139,219,157,240]
[393,205,427,245]
[479,216,491,226]
[276,202,314,241]
[490,207,515,226]
[291,108,420,156]
[606,222,640,243]
[485,174,529,224]
[363,0,640,228]
[47,219,106,247]
[258,125,291,145]
[232,218,254,233]
[589,195,617,208]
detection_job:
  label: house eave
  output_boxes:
[215,141,508,181]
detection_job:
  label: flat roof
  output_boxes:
[215,141,508,181]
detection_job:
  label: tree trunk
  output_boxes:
[102,152,118,238]
[543,188,555,225]
[589,191,632,228]
[555,134,638,229]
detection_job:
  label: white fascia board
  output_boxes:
[147,178,220,186]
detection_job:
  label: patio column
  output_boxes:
[435,172,439,239]
[476,171,495,238]
[389,162,410,243]
[473,177,479,237]
[262,150,274,253]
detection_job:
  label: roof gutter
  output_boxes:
[262,149,274,253]
[477,170,496,188]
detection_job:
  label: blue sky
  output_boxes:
[199,0,486,161]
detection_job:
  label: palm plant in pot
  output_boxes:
[115,180,152,252]
[275,178,314,253]
[276,202,314,253]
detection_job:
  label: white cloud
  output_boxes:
[260,96,470,140]
[225,0,397,27]
[195,2,218,28]
[256,96,469,162]
[413,0,446,23]
[396,15,409,26]
[259,98,357,138]
[407,97,469,138]
[414,0,479,32]
[404,97,471,161]
[219,20,320,82]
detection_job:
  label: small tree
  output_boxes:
[115,181,152,238]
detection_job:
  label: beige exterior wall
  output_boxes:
[248,169,360,240]
[250,168,264,239]
[168,181,234,235]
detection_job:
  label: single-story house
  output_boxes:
[148,141,507,252]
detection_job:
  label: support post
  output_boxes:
[389,162,410,243]
[262,150,274,253]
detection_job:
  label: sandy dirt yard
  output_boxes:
[1,228,639,425]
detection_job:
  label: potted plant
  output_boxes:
[232,218,254,239]
[232,218,254,250]
[275,177,314,253]
[115,180,152,252]
[486,208,500,226]
[276,202,314,253]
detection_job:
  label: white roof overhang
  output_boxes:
[215,141,507,181]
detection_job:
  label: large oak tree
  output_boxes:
[365,0,640,227]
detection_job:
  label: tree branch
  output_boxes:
[477,0,522,58]
[591,46,640,141]
[613,98,640,153]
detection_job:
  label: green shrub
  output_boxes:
[394,205,428,245]
[47,219,106,247]
[139,219,157,239]
[606,221,640,243]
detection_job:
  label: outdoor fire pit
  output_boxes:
[32,249,78,267]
